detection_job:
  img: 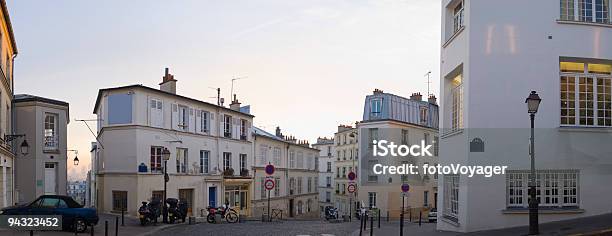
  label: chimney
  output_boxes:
[275,127,283,138]
[373,89,384,95]
[428,94,437,105]
[410,92,423,101]
[159,68,177,94]
[229,94,241,111]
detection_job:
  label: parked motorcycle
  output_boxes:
[206,204,239,223]
[324,206,338,220]
[166,198,189,223]
[138,199,161,226]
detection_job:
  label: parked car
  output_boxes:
[428,208,437,222]
[0,195,99,232]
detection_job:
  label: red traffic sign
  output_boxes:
[264,179,275,190]
[348,171,356,181]
[347,184,356,193]
[265,164,275,175]
[401,183,410,193]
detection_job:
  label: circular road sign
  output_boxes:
[264,179,275,191]
[265,164,275,175]
[347,184,356,193]
[401,183,410,193]
[348,172,356,181]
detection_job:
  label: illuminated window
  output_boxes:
[560,61,612,126]
[451,74,463,131]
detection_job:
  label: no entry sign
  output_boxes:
[264,178,275,190]
[347,183,356,193]
[401,183,410,193]
[265,164,275,175]
[348,171,356,181]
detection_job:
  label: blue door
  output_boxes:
[208,187,217,207]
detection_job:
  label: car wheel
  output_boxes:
[73,219,88,233]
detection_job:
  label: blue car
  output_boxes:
[0,195,99,232]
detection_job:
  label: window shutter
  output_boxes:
[195,110,202,134]
[171,104,179,130]
[189,108,195,133]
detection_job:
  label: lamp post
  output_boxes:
[525,91,541,235]
[161,148,171,223]
[67,150,79,166]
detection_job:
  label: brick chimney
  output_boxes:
[373,89,384,95]
[410,92,423,101]
[160,68,177,94]
[428,94,437,105]
[229,94,241,111]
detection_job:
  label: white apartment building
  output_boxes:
[87,142,99,208]
[14,94,69,203]
[93,68,254,216]
[312,137,336,214]
[334,125,358,217]
[251,127,320,218]
[357,90,439,219]
[438,0,612,232]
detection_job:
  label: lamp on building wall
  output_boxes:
[20,139,29,155]
[67,149,79,166]
[73,156,80,166]
[525,91,541,235]
[161,147,171,223]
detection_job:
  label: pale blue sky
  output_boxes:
[7,0,441,180]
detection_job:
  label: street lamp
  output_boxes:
[161,147,171,223]
[73,156,79,166]
[525,91,541,235]
[20,140,29,156]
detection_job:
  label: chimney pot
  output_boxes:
[160,68,177,94]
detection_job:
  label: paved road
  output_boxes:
[150,220,363,236]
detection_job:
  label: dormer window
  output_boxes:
[370,98,382,117]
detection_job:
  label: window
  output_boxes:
[326,177,331,187]
[200,150,209,174]
[369,128,379,146]
[150,99,163,127]
[273,147,281,166]
[258,144,268,166]
[420,107,428,124]
[560,61,612,126]
[342,184,346,194]
[297,177,303,194]
[108,94,133,125]
[370,98,382,116]
[443,175,459,222]
[451,74,463,131]
[274,177,281,197]
[260,177,267,198]
[289,177,296,195]
[224,115,232,138]
[307,177,312,193]
[326,192,331,202]
[506,170,579,208]
[368,192,377,208]
[434,136,439,156]
[150,146,163,173]
[343,150,346,160]
[223,152,232,171]
[178,105,189,131]
[453,1,464,33]
[327,162,332,172]
[176,148,188,173]
[424,191,429,206]
[342,167,346,178]
[44,113,59,150]
[297,152,304,169]
[563,0,611,23]
[289,151,296,168]
[152,191,164,202]
[240,119,248,140]
[112,191,127,211]
[239,154,247,172]
[200,111,210,133]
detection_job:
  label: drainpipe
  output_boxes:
[10,53,17,205]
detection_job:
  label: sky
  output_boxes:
[7,0,441,180]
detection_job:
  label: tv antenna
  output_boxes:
[231,76,247,99]
[425,71,432,97]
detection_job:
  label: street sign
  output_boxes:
[265,164,275,175]
[264,178,275,190]
[347,183,356,193]
[401,183,410,193]
[348,171,356,181]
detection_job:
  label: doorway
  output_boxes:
[289,199,294,217]
[178,189,194,216]
[208,187,217,207]
[44,163,57,194]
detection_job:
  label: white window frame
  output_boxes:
[176,148,188,173]
[443,174,459,222]
[223,152,232,171]
[178,105,189,131]
[223,115,232,138]
[560,62,612,127]
[368,192,377,209]
[562,0,611,23]
[200,150,209,174]
[150,146,163,173]
[505,170,579,208]
[451,75,463,131]
[370,98,383,116]
[452,0,464,34]
[43,113,59,151]
[200,110,210,133]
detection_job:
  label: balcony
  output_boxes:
[240,135,247,141]
[224,132,232,138]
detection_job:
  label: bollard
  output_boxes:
[409,209,412,222]
[115,217,119,236]
[378,211,380,228]
[104,221,108,236]
[91,223,95,236]
[74,220,78,236]
[363,214,367,230]
[419,211,422,227]
[121,208,125,226]
[369,213,374,236]
[30,230,33,236]
[359,215,363,236]
[386,211,389,222]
